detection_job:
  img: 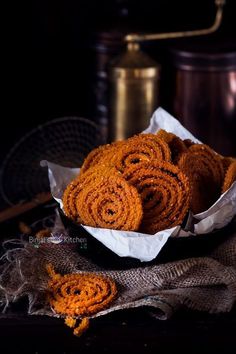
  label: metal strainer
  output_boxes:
[0,117,101,206]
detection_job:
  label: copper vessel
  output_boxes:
[108,0,225,142]
[170,47,236,156]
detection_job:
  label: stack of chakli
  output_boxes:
[63,130,236,234]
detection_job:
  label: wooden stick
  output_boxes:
[0,192,52,223]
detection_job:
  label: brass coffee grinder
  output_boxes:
[109,0,225,141]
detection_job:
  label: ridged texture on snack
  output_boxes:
[47,264,117,336]
[63,165,118,222]
[109,134,171,173]
[222,161,236,193]
[156,129,187,163]
[80,141,124,174]
[123,161,190,234]
[76,174,143,231]
[178,144,224,214]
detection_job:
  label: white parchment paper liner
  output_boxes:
[41,107,236,262]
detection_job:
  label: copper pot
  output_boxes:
[169,46,236,156]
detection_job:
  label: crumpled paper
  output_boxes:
[41,107,236,262]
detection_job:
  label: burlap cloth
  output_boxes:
[0,226,236,320]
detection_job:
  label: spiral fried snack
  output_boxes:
[47,264,117,336]
[156,129,187,164]
[222,161,236,193]
[123,161,190,234]
[221,156,236,173]
[109,134,171,173]
[178,144,224,214]
[63,164,116,222]
[80,141,124,174]
[188,144,224,186]
[76,174,143,231]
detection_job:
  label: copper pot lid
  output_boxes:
[169,37,236,71]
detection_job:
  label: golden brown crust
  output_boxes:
[76,175,143,231]
[221,156,236,173]
[62,129,233,233]
[178,144,224,214]
[63,165,116,222]
[47,264,117,336]
[222,161,236,193]
[123,161,190,234]
[156,129,187,163]
[80,141,124,175]
[80,144,112,174]
[109,134,171,173]
[188,144,224,187]
[47,266,117,317]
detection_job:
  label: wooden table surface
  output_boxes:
[0,306,236,354]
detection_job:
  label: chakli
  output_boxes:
[46,264,117,336]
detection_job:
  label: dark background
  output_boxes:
[2,0,236,161]
[0,3,236,351]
